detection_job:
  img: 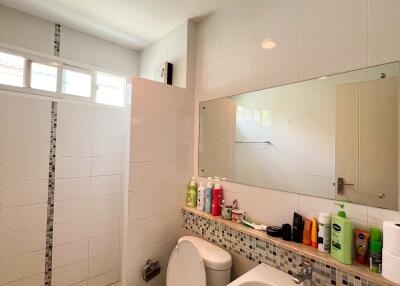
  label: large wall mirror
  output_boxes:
[199,62,399,210]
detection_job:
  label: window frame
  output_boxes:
[0,47,62,98]
[29,60,60,94]
[61,65,94,100]
[0,50,26,88]
[0,46,129,107]
[95,71,127,107]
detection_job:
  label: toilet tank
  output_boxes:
[179,236,232,286]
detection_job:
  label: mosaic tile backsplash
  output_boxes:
[182,209,381,286]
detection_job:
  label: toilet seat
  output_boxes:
[166,239,207,286]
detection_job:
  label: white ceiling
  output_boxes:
[0,0,228,50]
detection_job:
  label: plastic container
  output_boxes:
[293,212,303,243]
[318,212,331,253]
[303,219,312,246]
[370,240,382,273]
[331,203,353,265]
[187,177,197,208]
[311,218,318,248]
[211,182,223,216]
[354,229,369,264]
[204,178,213,213]
[196,182,205,211]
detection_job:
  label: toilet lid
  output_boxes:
[166,240,207,286]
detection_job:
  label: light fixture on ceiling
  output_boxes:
[261,38,276,49]
[318,76,327,80]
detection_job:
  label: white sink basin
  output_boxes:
[227,263,300,286]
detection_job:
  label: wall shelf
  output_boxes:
[182,206,398,286]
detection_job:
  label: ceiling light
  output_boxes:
[262,38,276,49]
[318,76,327,80]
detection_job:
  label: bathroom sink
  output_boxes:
[227,263,299,286]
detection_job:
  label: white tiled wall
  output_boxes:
[53,102,129,286]
[121,78,194,286]
[194,0,400,239]
[0,92,129,286]
[0,93,50,285]
[139,21,189,89]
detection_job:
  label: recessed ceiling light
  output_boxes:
[262,38,276,49]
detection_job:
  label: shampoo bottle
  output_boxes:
[212,181,223,216]
[303,219,312,246]
[197,182,205,211]
[187,177,197,208]
[311,218,318,248]
[318,212,331,253]
[331,203,353,264]
[204,178,213,213]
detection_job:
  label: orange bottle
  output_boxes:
[303,219,312,246]
[311,218,318,248]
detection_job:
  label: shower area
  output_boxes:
[0,92,129,285]
[0,79,193,286]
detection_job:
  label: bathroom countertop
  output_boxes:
[182,206,398,286]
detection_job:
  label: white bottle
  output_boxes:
[197,182,205,211]
[318,212,331,253]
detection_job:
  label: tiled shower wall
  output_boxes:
[121,78,194,286]
[52,102,129,285]
[0,94,51,285]
[0,92,129,286]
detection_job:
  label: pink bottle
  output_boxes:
[212,182,223,216]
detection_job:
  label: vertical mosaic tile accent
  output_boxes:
[54,23,61,56]
[44,102,57,286]
[182,209,381,286]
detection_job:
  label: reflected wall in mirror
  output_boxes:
[199,62,399,210]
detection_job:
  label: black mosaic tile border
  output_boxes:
[182,209,380,286]
[54,23,61,57]
[44,102,57,286]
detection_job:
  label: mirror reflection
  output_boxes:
[199,62,399,210]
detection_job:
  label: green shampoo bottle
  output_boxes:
[331,203,353,264]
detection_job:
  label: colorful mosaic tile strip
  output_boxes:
[182,209,382,286]
[44,101,58,286]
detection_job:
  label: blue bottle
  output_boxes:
[204,178,213,213]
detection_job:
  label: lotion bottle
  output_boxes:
[311,218,318,248]
[318,212,331,253]
[331,203,353,264]
[196,182,205,211]
[204,177,213,213]
[187,177,197,208]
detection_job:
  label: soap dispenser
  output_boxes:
[331,203,353,264]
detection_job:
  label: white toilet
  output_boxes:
[167,236,232,286]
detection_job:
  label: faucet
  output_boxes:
[292,261,313,286]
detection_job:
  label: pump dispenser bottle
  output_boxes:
[331,203,353,264]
